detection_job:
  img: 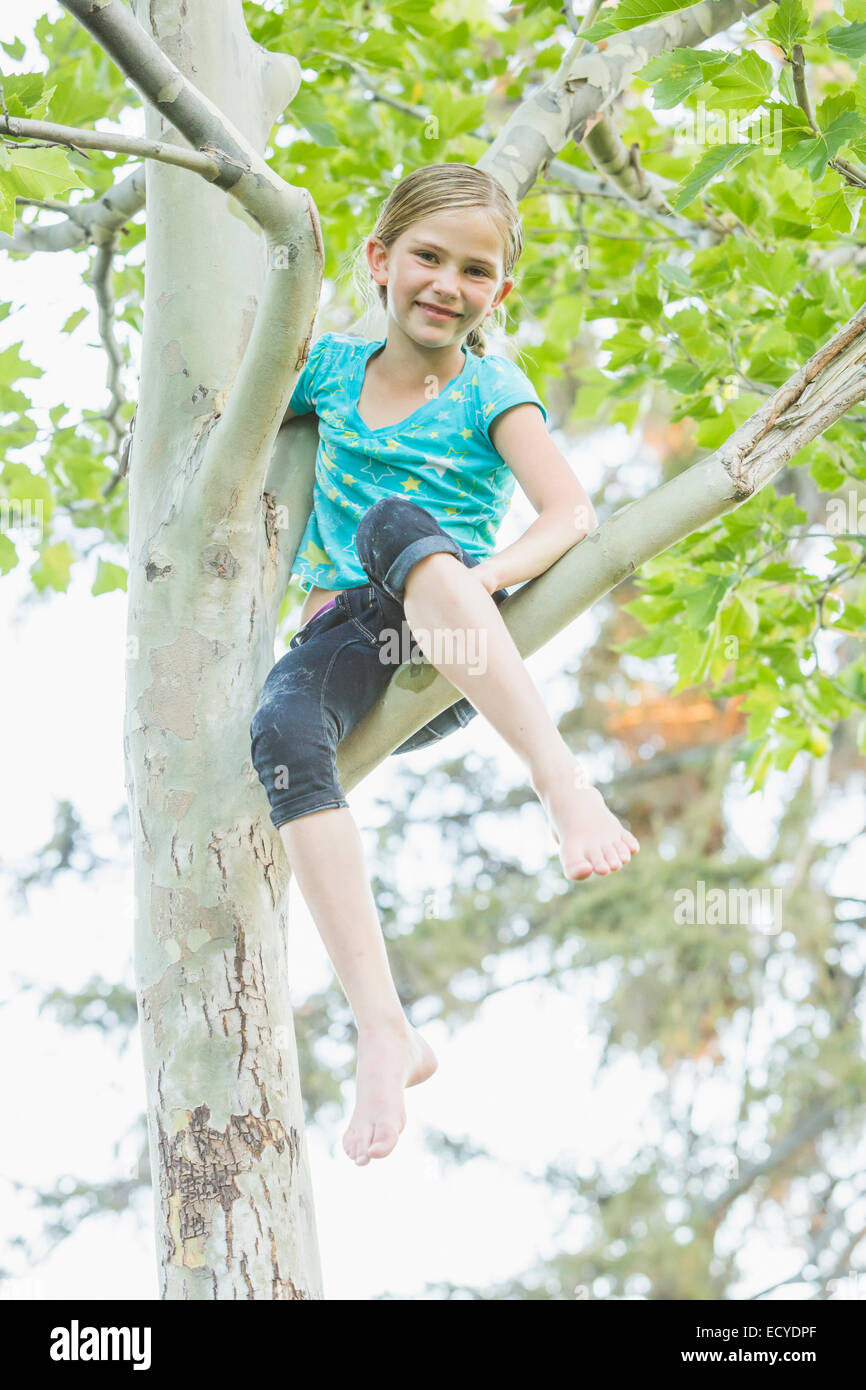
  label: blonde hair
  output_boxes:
[341,163,523,357]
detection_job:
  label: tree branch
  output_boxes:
[58,0,323,518]
[477,0,768,202]
[81,234,136,497]
[0,112,221,177]
[792,43,866,191]
[552,0,720,244]
[0,165,146,254]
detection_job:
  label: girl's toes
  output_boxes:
[602,844,622,872]
[368,1122,400,1159]
[589,850,610,875]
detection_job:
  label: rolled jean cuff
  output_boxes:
[269,794,349,829]
[382,534,464,604]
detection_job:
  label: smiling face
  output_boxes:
[366,208,514,346]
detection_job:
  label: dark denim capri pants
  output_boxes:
[249,496,509,829]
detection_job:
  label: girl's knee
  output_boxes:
[357,496,426,571]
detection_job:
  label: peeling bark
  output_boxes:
[66,0,328,1299]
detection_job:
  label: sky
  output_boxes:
[2,1,865,1303]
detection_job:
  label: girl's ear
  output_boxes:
[489,277,515,314]
[493,277,514,307]
[366,236,389,287]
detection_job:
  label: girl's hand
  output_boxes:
[472,559,502,596]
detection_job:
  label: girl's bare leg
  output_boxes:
[402,553,640,880]
[280,808,438,1167]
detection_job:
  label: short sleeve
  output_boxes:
[476,354,547,444]
[288,332,333,416]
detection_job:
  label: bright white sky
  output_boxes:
[2,1,864,1303]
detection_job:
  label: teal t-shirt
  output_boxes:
[286,331,548,593]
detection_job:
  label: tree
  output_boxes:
[2,0,865,1299]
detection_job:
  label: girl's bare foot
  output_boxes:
[343,1017,438,1167]
[531,757,640,881]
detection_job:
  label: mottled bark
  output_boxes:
[58,0,325,1298]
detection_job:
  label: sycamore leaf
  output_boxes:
[92,559,128,595]
[781,111,865,181]
[0,144,88,236]
[703,51,774,113]
[825,22,866,60]
[635,48,729,109]
[767,0,811,53]
[31,541,75,593]
[581,0,697,38]
[670,143,758,211]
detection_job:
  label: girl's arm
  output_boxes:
[477,403,598,592]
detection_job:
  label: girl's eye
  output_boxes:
[416,251,488,276]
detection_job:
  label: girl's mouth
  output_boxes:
[416,301,461,320]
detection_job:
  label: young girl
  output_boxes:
[250,164,639,1168]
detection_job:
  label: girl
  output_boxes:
[250,164,639,1168]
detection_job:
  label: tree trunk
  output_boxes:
[122,0,323,1299]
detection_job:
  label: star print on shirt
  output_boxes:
[288,331,547,591]
[300,539,333,570]
[419,455,451,479]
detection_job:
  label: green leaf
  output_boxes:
[603,326,653,370]
[703,51,774,113]
[581,0,698,37]
[91,558,127,595]
[0,532,18,575]
[683,575,739,629]
[696,407,738,449]
[809,447,847,490]
[623,593,684,624]
[831,603,866,631]
[0,72,54,120]
[61,307,88,334]
[742,739,775,791]
[826,22,866,60]
[729,593,760,638]
[671,143,757,211]
[635,48,728,109]
[1,37,27,61]
[437,95,486,141]
[285,88,341,147]
[767,0,811,52]
[781,111,865,181]
[31,540,75,593]
[0,341,41,388]
[0,144,88,236]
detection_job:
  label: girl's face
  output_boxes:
[367,208,514,345]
